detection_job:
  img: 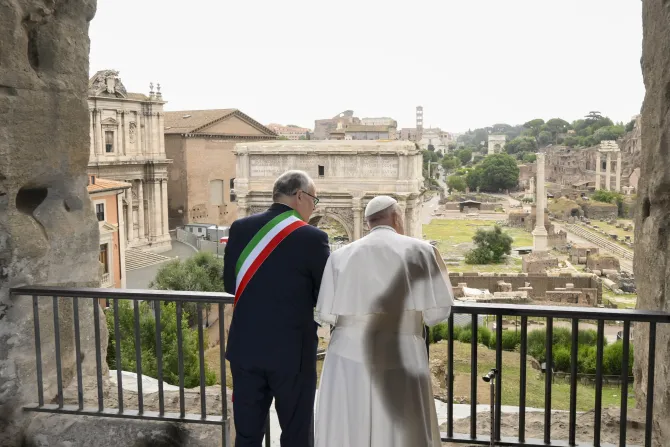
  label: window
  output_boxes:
[95,203,105,221]
[198,228,203,233]
[105,131,114,153]
[318,165,325,177]
[99,244,109,274]
[209,179,224,206]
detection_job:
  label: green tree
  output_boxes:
[469,153,520,192]
[441,155,460,172]
[454,148,473,165]
[504,136,537,155]
[150,252,225,326]
[106,300,217,388]
[545,118,570,136]
[563,136,579,147]
[523,119,545,139]
[592,125,625,143]
[522,153,537,163]
[625,120,636,133]
[447,175,467,192]
[464,225,513,264]
[538,131,553,146]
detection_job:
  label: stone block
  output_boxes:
[522,252,559,274]
[586,254,620,272]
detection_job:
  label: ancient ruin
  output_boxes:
[0,1,103,444]
[233,141,425,239]
[487,134,506,155]
[523,153,559,272]
[634,1,670,442]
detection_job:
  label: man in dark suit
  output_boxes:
[223,170,331,447]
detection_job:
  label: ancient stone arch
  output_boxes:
[233,141,425,240]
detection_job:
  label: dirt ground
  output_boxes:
[441,408,647,446]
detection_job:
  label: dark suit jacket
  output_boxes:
[223,203,331,373]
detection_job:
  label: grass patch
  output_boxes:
[434,341,635,411]
[448,257,523,273]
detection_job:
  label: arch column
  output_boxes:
[352,197,363,240]
[237,196,248,219]
[595,151,602,190]
[605,152,612,191]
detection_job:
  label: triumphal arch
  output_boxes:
[233,141,425,240]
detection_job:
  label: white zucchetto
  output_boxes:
[364,195,397,218]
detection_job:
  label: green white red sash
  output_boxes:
[234,210,306,306]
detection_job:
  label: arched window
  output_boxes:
[209,179,224,206]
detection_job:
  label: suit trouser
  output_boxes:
[231,364,317,447]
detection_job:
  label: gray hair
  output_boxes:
[366,203,402,226]
[272,170,314,201]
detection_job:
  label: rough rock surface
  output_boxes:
[0,1,100,445]
[634,1,670,445]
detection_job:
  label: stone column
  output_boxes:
[605,152,612,191]
[117,191,127,288]
[161,179,169,235]
[532,152,548,252]
[126,183,134,243]
[123,110,130,155]
[352,197,362,240]
[137,111,144,154]
[158,113,165,154]
[95,109,103,155]
[237,196,248,218]
[138,180,145,240]
[154,180,162,237]
[115,110,121,154]
[616,151,622,192]
[89,109,95,157]
[595,151,601,190]
[153,113,160,155]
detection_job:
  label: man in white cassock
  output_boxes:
[314,195,454,447]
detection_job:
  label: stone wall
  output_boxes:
[448,272,600,302]
[578,200,618,220]
[635,3,670,442]
[0,1,102,445]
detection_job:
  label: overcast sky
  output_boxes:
[89,0,643,133]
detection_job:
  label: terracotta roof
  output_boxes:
[87,177,131,194]
[163,109,276,137]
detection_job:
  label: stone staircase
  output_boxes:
[125,247,173,271]
[564,224,634,261]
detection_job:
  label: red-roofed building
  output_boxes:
[87,175,131,289]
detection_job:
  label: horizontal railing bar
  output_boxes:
[451,302,670,322]
[23,404,226,425]
[10,286,233,303]
[441,432,625,447]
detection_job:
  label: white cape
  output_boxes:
[314,226,454,447]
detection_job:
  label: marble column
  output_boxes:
[144,112,152,154]
[595,151,601,190]
[237,196,248,219]
[605,152,612,191]
[137,112,144,155]
[532,152,548,252]
[95,109,103,155]
[89,109,95,157]
[115,110,121,154]
[125,184,134,243]
[123,110,130,155]
[117,191,127,288]
[154,180,162,237]
[616,151,622,192]
[138,180,145,240]
[352,197,362,241]
[152,113,160,155]
[161,179,169,235]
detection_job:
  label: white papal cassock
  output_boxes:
[314,225,454,447]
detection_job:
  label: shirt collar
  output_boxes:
[370,225,397,233]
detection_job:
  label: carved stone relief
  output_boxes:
[129,122,137,144]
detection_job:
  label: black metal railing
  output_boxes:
[10,286,271,447]
[439,302,670,447]
[11,286,670,446]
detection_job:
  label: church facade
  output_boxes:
[87,70,172,252]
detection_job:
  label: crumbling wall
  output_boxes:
[0,1,102,445]
[634,1,670,443]
[448,272,599,299]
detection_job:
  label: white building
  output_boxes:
[87,70,172,252]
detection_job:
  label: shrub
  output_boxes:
[464,225,513,265]
[553,347,571,372]
[553,327,572,349]
[431,323,449,343]
[458,329,472,344]
[578,345,597,375]
[577,329,599,347]
[488,333,496,350]
[501,331,521,351]
[477,326,492,347]
[603,341,634,376]
[527,329,547,361]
